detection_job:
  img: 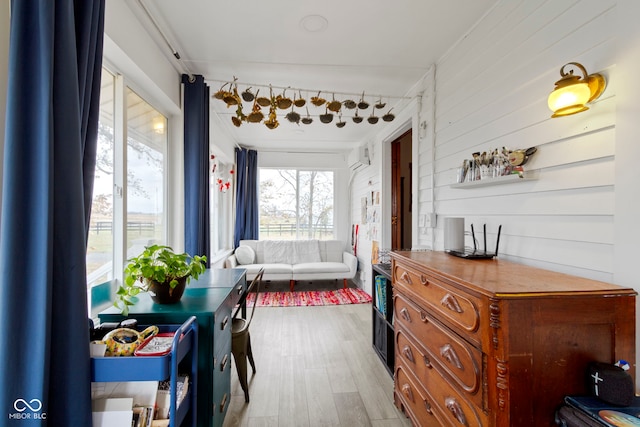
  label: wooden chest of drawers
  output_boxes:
[390,251,636,427]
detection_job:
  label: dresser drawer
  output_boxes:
[395,364,451,427]
[397,356,487,427]
[393,262,481,341]
[395,293,482,399]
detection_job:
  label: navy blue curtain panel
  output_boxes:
[182,74,210,265]
[0,0,104,426]
[233,148,248,248]
[233,148,259,248]
[245,149,259,239]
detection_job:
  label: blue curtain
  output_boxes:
[182,74,210,265]
[233,148,248,248]
[233,148,259,248]
[0,0,105,426]
[245,149,259,239]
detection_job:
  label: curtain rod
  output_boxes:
[206,78,413,101]
[137,0,193,78]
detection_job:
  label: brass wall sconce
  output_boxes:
[548,62,606,118]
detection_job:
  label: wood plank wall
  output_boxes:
[352,0,621,285]
[434,0,616,281]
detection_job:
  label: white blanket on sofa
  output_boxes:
[262,240,322,264]
[292,240,321,264]
[262,240,291,263]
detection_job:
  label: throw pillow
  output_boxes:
[235,246,255,265]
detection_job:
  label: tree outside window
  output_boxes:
[259,169,334,240]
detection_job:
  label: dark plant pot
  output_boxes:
[148,277,187,304]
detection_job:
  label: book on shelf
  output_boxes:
[375,275,387,316]
[155,375,189,420]
[132,405,154,427]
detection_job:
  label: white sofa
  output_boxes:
[224,240,358,291]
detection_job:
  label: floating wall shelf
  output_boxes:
[450,171,538,189]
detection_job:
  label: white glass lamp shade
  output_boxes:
[548,81,590,117]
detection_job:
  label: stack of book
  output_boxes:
[91,375,190,427]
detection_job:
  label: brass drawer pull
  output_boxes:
[400,271,412,285]
[441,293,463,313]
[420,311,429,323]
[420,275,428,286]
[423,355,432,368]
[445,397,468,426]
[400,307,411,323]
[220,393,228,413]
[220,354,229,371]
[401,384,414,402]
[402,345,415,363]
[236,285,243,295]
[221,315,229,330]
[400,271,413,285]
[440,344,463,370]
[424,399,433,414]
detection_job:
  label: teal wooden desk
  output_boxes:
[99,268,246,427]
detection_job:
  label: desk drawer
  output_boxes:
[395,293,482,399]
[214,295,233,356]
[212,344,231,426]
[393,262,481,341]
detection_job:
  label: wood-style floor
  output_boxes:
[223,282,412,427]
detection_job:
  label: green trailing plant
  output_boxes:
[114,244,207,315]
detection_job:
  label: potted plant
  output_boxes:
[114,244,207,315]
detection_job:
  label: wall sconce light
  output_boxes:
[547,62,606,118]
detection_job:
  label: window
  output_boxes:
[86,68,168,313]
[126,88,166,255]
[86,69,115,287]
[210,160,233,256]
[259,169,334,240]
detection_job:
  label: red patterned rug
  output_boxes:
[246,288,372,307]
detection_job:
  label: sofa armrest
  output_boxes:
[343,252,358,278]
[225,254,238,268]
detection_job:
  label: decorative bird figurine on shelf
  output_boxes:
[508,146,537,166]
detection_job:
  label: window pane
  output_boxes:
[259,169,334,240]
[210,159,233,256]
[86,69,115,287]
[126,88,166,256]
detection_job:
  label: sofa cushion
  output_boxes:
[244,263,293,275]
[319,240,344,263]
[292,240,321,264]
[292,262,350,274]
[235,246,255,265]
[263,240,293,263]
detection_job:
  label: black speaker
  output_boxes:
[587,362,634,406]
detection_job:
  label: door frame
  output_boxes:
[381,118,415,251]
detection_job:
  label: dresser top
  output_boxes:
[391,251,636,298]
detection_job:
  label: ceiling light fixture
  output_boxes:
[547,62,606,118]
[300,14,329,33]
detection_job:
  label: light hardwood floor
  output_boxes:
[222,299,412,427]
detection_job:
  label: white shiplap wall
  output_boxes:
[351,0,640,389]
[428,0,618,281]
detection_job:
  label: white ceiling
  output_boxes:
[131,0,497,153]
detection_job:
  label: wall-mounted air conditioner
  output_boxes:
[348,146,370,171]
